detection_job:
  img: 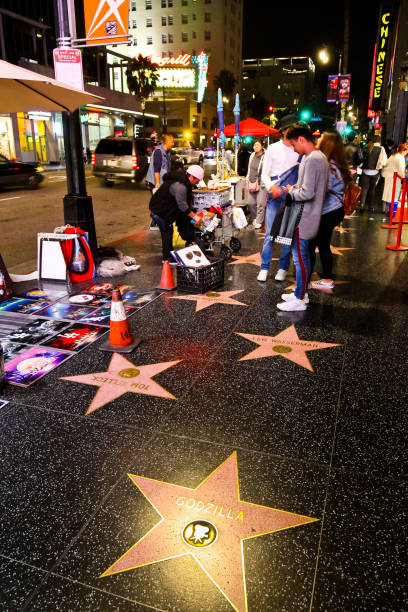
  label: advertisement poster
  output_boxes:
[0,298,52,315]
[36,303,96,321]
[338,74,351,102]
[22,288,67,300]
[327,75,338,103]
[120,290,163,308]
[3,318,71,344]
[5,346,72,387]
[79,304,136,326]
[42,323,106,352]
[1,341,31,363]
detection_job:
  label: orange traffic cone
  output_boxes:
[392,200,408,224]
[99,288,141,353]
[157,260,177,291]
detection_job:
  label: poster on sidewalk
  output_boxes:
[2,318,71,344]
[41,322,107,352]
[4,346,72,387]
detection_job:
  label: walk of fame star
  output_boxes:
[236,325,340,371]
[334,226,356,234]
[169,290,247,312]
[229,253,276,266]
[60,353,181,414]
[326,245,354,256]
[101,452,317,612]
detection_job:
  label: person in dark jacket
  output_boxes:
[149,165,204,261]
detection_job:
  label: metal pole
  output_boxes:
[54,0,97,252]
[335,52,342,125]
[162,85,167,133]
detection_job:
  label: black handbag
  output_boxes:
[270,193,304,246]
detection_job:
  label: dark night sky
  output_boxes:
[242,0,382,113]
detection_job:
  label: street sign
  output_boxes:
[84,0,129,46]
[310,117,322,122]
[53,48,84,91]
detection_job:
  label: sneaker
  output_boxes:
[274,268,287,281]
[149,223,160,231]
[281,291,309,304]
[312,279,334,289]
[257,269,268,282]
[277,297,307,311]
[253,222,262,229]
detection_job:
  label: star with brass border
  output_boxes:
[169,290,248,312]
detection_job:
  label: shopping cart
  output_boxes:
[192,189,242,260]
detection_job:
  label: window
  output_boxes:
[205,31,211,40]
[192,115,198,126]
[131,0,136,10]
[168,50,173,56]
[162,33,167,43]
[181,0,188,5]
[168,0,173,6]
[168,15,173,25]
[145,0,152,8]
[205,12,211,22]
[202,118,207,129]
[168,33,174,43]
[132,19,136,28]
[192,13,196,20]
[133,36,137,45]
[147,36,153,44]
[162,16,166,25]
[161,0,166,6]
[192,31,196,39]
[146,18,152,27]
[205,0,211,3]
[181,14,188,24]
[182,32,188,42]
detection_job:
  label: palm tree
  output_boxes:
[126,54,159,135]
[213,69,237,97]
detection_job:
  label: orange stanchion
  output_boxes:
[99,288,141,352]
[381,171,403,228]
[391,195,408,224]
[157,260,177,291]
[386,179,408,251]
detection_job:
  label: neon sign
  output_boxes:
[370,4,395,110]
[156,67,196,89]
[192,51,208,103]
[150,53,191,67]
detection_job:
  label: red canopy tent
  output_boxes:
[216,118,280,138]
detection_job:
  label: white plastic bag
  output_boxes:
[232,206,248,229]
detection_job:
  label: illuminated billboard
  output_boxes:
[156,68,196,89]
[369,3,396,110]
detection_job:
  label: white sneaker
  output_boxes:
[281,291,309,304]
[253,222,262,229]
[274,269,287,281]
[277,296,307,311]
[257,269,268,282]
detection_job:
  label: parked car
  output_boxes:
[204,147,215,160]
[173,145,204,166]
[0,154,44,189]
[92,137,151,186]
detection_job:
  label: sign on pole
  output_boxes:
[369,2,396,110]
[53,48,84,90]
[327,74,351,103]
[84,0,130,46]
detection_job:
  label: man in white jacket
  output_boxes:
[258,114,300,282]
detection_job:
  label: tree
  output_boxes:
[213,69,237,97]
[126,54,159,135]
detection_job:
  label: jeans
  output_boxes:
[360,172,380,209]
[291,229,311,300]
[150,212,194,261]
[308,206,345,279]
[261,194,291,271]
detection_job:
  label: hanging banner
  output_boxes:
[84,0,129,46]
[369,2,396,110]
[327,75,338,103]
[338,74,351,102]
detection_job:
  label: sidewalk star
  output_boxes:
[236,325,341,371]
[100,452,317,612]
[169,290,247,312]
[228,252,264,266]
[60,353,181,414]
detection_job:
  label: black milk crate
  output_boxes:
[176,258,224,293]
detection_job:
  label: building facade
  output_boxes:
[241,57,315,114]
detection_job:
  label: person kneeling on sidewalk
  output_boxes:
[276,125,330,311]
[149,165,204,262]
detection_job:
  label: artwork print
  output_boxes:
[5,346,71,387]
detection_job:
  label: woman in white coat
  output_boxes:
[381,143,407,213]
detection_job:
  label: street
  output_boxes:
[0,161,216,274]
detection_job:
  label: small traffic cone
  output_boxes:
[99,288,141,353]
[157,260,177,291]
[392,200,408,224]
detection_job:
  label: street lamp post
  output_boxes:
[54,0,97,253]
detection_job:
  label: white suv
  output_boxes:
[173,145,204,166]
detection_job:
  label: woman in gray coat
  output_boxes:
[246,139,266,229]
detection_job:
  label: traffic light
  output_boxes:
[244,136,253,144]
[300,109,311,122]
[268,105,274,112]
[344,126,353,135]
